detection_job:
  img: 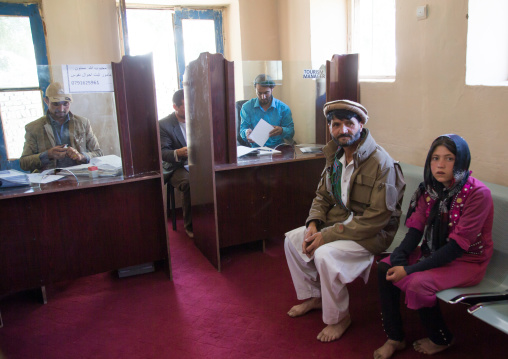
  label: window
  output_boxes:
[0,2,49,171]
[466,0,508,86]
[349,0,396,80]
[173,8,224,86]
[124,5,224,119]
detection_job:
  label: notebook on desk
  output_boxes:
[0,170,30,188]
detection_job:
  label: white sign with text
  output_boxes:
[62,64,114,93]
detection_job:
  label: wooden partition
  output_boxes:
[185,53,325,270]
[316,54,359,144]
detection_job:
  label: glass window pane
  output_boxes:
[127,9,179,119]
[0,16,39,89]
[182,19,216,66]
[0,90,44,159]
[352,0,395,78]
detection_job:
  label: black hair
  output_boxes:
[172,89,184,107]
[427,136,457,158]
[253,74,275,89]
[326,109,359,124]
[423,134,471,191]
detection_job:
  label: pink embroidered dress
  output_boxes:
[383,176,494,309]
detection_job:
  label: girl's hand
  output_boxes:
[386,266,407,282]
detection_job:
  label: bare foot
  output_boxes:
[373,339,406,359]
[413,337,453,355]
[316,314,352,342]
[287,297,322,317]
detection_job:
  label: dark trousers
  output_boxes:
[377,262,453,345]
[169,167,192,231]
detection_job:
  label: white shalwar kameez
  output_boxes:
[284,154,374,325]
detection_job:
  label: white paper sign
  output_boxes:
[62,64,114,93]
[249,119,274,147]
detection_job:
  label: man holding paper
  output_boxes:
[20,82,103,173]
[239,74,294,148]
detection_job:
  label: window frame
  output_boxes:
[173,8,224,87]
[0,2,49,171]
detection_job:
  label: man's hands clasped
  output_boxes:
[302,221,325,258]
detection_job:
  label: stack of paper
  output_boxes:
[0,170,30,188]
[89,155,123,176]
[56,155,123,177]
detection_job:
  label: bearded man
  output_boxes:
[284,100,405,342]
[239,74,294,148]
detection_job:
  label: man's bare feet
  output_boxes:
[413,338,453,355]
[316,314,352,342]
[287,297,322,317]
[373,339,406,359]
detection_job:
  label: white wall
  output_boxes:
[361,0,508,186]
[42,0,121,64]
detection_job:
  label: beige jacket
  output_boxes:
[20,112,103,172]
[306,129,405,255]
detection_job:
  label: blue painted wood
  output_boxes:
[174,8,224,88]
[0,2,49,171]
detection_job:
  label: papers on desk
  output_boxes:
[237,146,281,157]
[296,143,325,154]
[249,118,274,147]
[28,173,64,184]
[50,155,123,178]
[0,170,30,188]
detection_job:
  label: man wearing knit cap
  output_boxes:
[20,82,102,172]
[284,99,405,342]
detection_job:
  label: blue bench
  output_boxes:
[393,162,508,335]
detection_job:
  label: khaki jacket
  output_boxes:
[20,112,103,172]
[306,129,405,255]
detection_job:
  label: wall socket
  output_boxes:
[417,5,427,20]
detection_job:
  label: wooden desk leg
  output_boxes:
[0,309,3,328]
[41,286,47,305]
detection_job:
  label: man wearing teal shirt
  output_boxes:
[239,74,294,148]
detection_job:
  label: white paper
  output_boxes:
[257,147,281,155]
[27,173,64,184]
[90,155,122,170]
[249,119,274,147]
[237,145,259,157]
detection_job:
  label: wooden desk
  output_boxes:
[184,53,327,270]
[0,173,169,296]
[0,54,171,304]
[191,145,325,270]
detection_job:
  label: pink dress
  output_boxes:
[382,176,494,309]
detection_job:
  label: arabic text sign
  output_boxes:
[62,64,114,93]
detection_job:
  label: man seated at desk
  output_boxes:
[159,89,193,238]
[20,82,103,173]
[239,74,294,148]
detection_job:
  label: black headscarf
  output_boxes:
[407,134,471,255]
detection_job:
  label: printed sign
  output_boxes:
[303,69,326,79]
[62,64,114,93]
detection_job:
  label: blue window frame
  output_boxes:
[0,2,49,171]
[173,8,224,87]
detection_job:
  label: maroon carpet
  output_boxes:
[0,217,506,358]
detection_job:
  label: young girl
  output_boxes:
[374,134,494,358]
